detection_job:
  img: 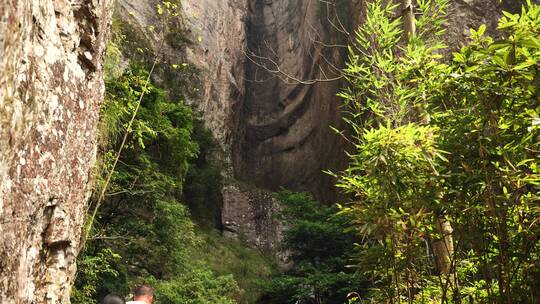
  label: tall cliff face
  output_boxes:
[0,0,525,299]
[232,0,525,203]
[115,0,248,172]
[114,0,524,254]
[233,0,349,203]
[186,0,525,204]
[182,0,248,164]
[184,0,524,251]
[0,0,113,302]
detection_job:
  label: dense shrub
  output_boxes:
[72,63,239,304]
[261,191,367,304]
[337,0,540,302]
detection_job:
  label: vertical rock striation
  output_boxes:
[0,0,113,302]
[181,0,249,173]
[234,0,349,203]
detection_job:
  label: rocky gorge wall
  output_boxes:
[185,0,525,254]
[115,0,527,255]
[185,0,526,203]
[222,183,287,261]
[232,0,526,204]
[233,0,351,203]
[0,0,113,303]
[0,0,529,302]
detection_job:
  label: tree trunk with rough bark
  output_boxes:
[398,0,456,278]
[402,0,416,41]
[433,216,455,275]
[0,0,113,303]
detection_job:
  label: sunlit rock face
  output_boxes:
[0,0,113,302]
[181,0,249,163]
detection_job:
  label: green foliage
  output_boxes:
[338,0,539,303]
[104,42,123,82]
[152,267,238,304]
[262,191,367,304]
[71,249,122,304]
[339,0,450,127]
[183,122,224,228]
[337,2,452,299]
[112,0,199,102]
[428,3,540,302]
[73,5,280,302]
[72,63,239,304]
[336,124,447,302]
[196,230,278,303]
